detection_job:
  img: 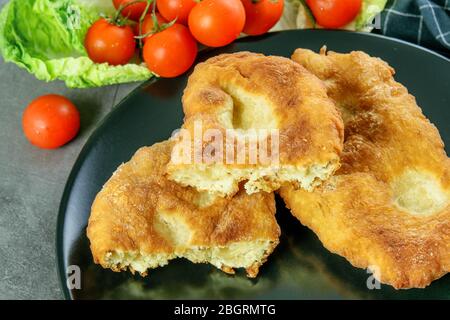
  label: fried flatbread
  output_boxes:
[88,141,280,278]
[281,48,450,289]
[167,52,344,196]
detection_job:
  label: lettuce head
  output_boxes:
[0,0,152,88]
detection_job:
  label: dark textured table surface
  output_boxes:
[2,0,448,300]
[0,0,140,299]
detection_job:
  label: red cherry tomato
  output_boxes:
[85,18,136,66]
[143,23,197,78]
[22,95,80,149]
[113,0,148,21]
[306,0,362,29]
[242,0,284,36]
[188,0,246,47]
[157,0,197,25]
[134,13,168,42]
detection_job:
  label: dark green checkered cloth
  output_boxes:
[380,0,450,55]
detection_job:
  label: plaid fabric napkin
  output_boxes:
[381,0,450,55]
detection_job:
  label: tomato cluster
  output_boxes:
[23,0,285,150]
[85,0,285,78]
[22,0,364,150]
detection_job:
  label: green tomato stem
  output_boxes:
[137,0,154,50]
[113,0,147,25]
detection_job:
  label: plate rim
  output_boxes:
[55,29,450,300]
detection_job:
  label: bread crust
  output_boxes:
[88,141,280,277]
[167,52,344,195]
[282,48,450,289]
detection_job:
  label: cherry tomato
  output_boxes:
[113,0,148,21]
[242,0,284,36]
[134,13,168,42]
[188,0,246,47]
[157,0,197,25]
[22,95,80,149]
[85,18,136,66]
[143,23,197,78]
[306,0,362,29]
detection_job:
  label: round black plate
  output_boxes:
[57,30,450,300]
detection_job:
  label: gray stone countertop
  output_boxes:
[0,0,140,299]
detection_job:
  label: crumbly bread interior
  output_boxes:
[88,141,280,278]
[102,240,276,278]
[167,52,344,196]
[169,161,339,196]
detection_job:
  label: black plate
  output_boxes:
[57,30,450,300]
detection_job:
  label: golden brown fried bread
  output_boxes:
[87,141,280,278]
[281,48,450,289]
[167,52,344,196]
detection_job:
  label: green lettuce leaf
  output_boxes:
[0,0,152,88]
